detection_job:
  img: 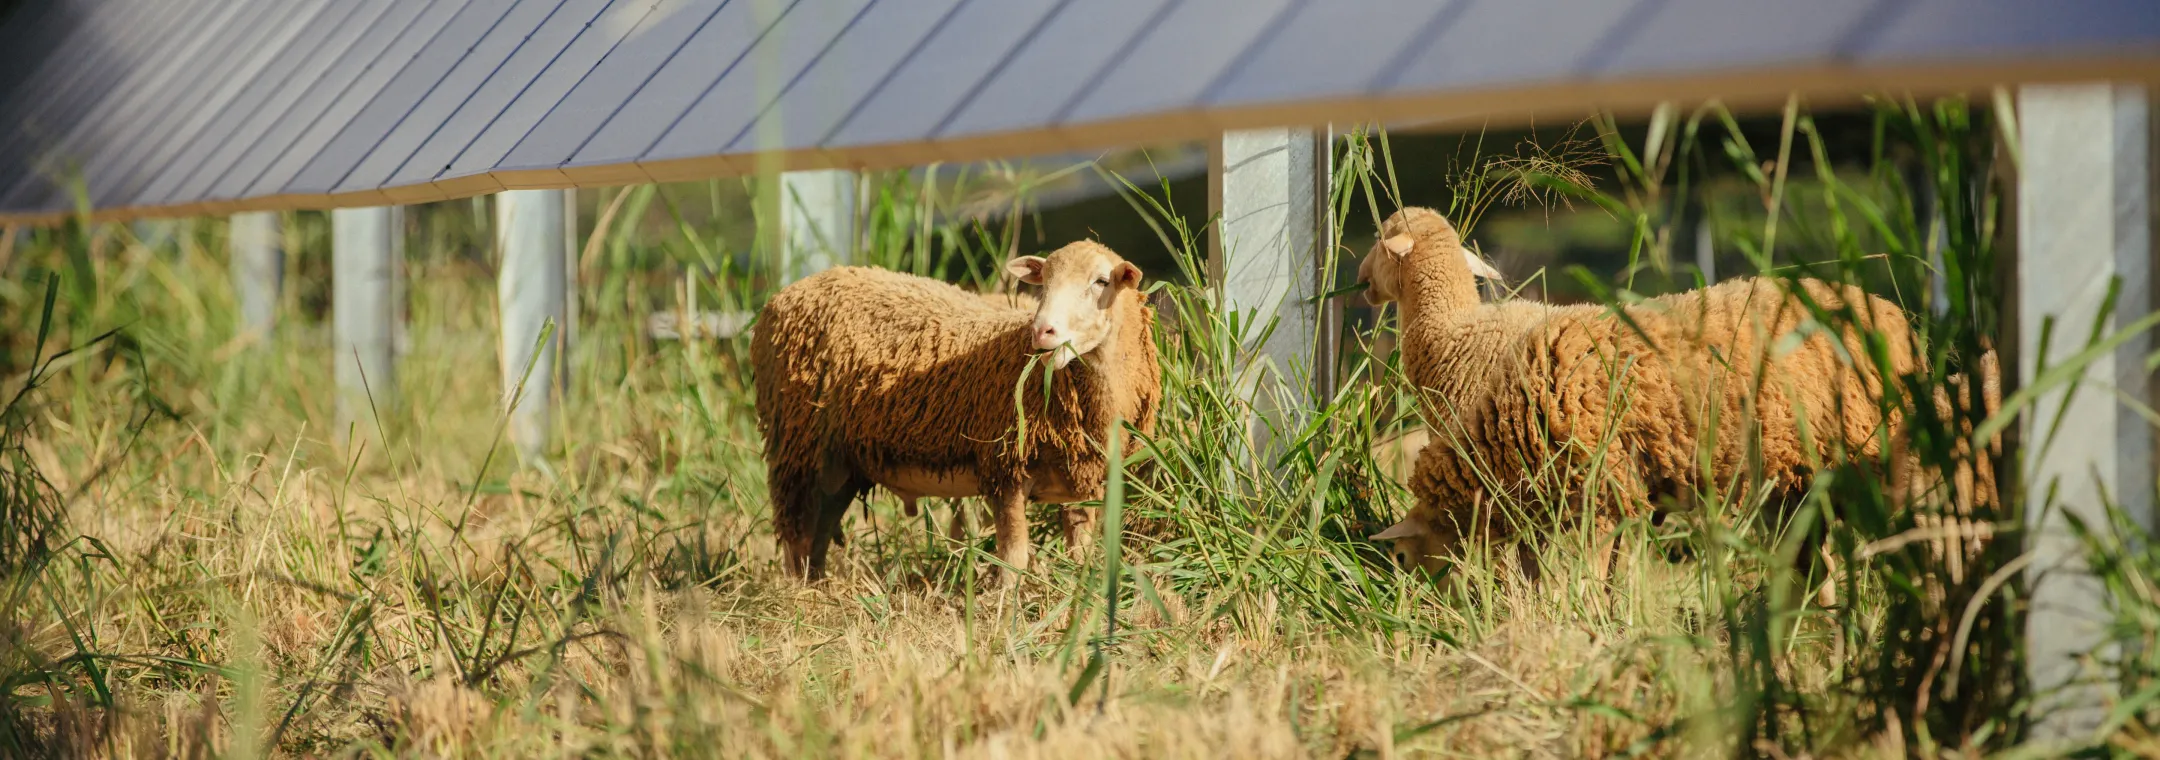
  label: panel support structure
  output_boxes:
[497,189,574,465]
[2017,82,2156,741]
[1904,160,1950,316]
[1693,214,1715,285]
[332,206,405,443]
[230,211,282,342]
[780,170,858,282]
[1209,127,1336,455]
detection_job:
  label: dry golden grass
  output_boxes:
[44,464,1724,757]
[0,250,1851,759]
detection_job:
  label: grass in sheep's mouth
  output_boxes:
[0,98,2141,758]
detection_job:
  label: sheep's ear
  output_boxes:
[1462,249,1503,281]
[1005,255,1048,285]
[1370,519,1430,541]
[1112,261,1142,289]
[1382,234,1415,258]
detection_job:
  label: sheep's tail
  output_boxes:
[768,460,820,573]
[750,299,819,573]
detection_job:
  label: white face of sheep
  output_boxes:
[1005,247,1142,369]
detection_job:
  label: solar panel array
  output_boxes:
[2,0,2157,223]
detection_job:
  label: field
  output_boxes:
[1,102,2151,758]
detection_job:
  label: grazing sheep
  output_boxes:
[1359,208,1931,574]
[752,241,1160,580]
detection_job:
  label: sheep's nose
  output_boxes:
[1032,323,1061,350]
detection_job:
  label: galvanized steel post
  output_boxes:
[1209,127,1336,455]
[781,170,858,282]
[230,210,282,341]
[2017,82,2156,741]
[497,189,573,464]
[332,206,405,443]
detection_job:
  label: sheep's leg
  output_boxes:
[1576,447,1642,585]
[946,499,973,544]
[988,487,1030,584]
[1060,507,1098,559]
[805,472,866,581]
[1586,514,1621,584]
[1816,542,1840,608]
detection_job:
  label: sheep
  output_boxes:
[975,289,1040,312]
[751,240,1160,581]
[1359,208,1939,574]
[888,287,1042,542]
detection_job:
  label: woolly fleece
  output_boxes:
[751,241,1159,578]
[1369,209,1934,568]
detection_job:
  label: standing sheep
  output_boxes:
[1359,208,1938,574]
[752,241,1160,580]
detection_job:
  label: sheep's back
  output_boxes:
[1499,278,1917,497]
[753,267,1039,474]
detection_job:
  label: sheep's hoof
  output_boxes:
[993,569,1023,591]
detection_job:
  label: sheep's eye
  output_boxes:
[1094,278,1110,287]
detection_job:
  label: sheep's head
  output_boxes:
[1371,516,1451,575]
[1356,208,1501,306]
[1005,241,1142,369]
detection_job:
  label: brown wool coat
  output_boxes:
[1377,208,1945,553]
[751,263,1159,555]
[1406,275,1930,547]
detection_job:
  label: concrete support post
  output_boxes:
[230,211,282,341]
[1906,161,1950,316]
[1926,180,1950,317]
[332,206,405,442]
[1693,220,1710,285]
[780,170,858,282]
[1209,127,1336,453]
[561,189,580,400]
[2017,82,2156,741]
[1693,211,1715,284]
[497,189,573,464]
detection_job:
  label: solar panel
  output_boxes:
[1,0,2155,221]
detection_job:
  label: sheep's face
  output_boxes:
[1357,234,1416,306]
[1372,516,1451,575]
[1006,242,1142,369]
[1355,209,1501,306]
